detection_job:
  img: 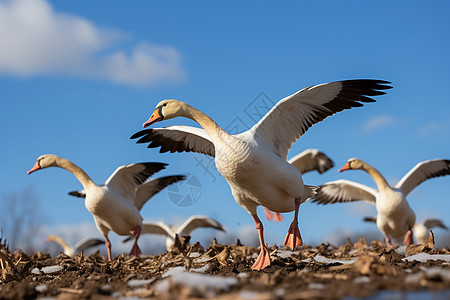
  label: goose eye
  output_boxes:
[162,103,167,107]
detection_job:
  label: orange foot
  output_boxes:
[274,213,284,222]
[251,245,271,270]
[284,222,303,250]
[129,244,142,257]
[403,230,413,245]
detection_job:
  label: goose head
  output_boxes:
[143,99,188,128]
[27,154,59,174]
[339,158,364,172]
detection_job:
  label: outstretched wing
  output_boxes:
[134,175,186,210]
[122,222,174,243]
[423,219,448,230]
[394,159,450,196]
[178,215,226,236]
[73,238,105,253]
[312,179,377,205]
[288,149,334,174]
[104,162,167,200]
[250,80,391,159]
[131,125,215,157]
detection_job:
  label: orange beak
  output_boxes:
[338,162,351,172]
[27,161,41,175]
[143,106,164,128]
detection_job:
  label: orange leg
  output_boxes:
[129,226,142,257]
[284,198,303,250]
[251,214,271,270]
[404,229,413,245]
[263,207,274,221]
[385,235,392,247]
[104,235,112,261]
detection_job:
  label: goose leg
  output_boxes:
[251,214,271,270]
[403,229,413,245]
[385,235,392,247]
[263,207,274,221]
[284,198,303,250]
[273,212,284,222]
[104,235,112,261]
[129,226,142,257]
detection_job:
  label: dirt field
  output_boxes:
[1,234,450,299]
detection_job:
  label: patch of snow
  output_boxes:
[420,267,450,282]
[394,246,407,256]
[237,273,250,279]
[251,253,258,259]
[313,255,357,265]
[348,249,359,255]
[353,276,370,284]
[274,288,286,297]
[31,268,41,275]
[195,256,211,263]
[308,282,325,290]
[301,258,312,263]
[405,272,424,285]
[192,264,209,273]
[239,290,263,299]
[155,272,238,296]
[41,265,63,274]
[275,250,293,258]
[162,266,186,278]
[35,284,48,293]
[128,279,154,287]
[402,253,450,263]
[189,252,201,258]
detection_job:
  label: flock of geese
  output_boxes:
[27,79,450,270]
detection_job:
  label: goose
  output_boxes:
[263,149,334,222]
[46,235,105,257]
[130,79,391,270]
[364,217,448,244]
[27,154,185,260]
[122,215,226,251]
[313,158,450,246]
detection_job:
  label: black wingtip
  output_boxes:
[130,129,152,140]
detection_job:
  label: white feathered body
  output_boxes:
[85,185,143,236]
[375,188,415,240]
[213,133,305,214]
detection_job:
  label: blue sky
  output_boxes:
[1,0,450,252]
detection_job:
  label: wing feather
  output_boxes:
[394,159,450,196]
[288,149,334,174]
[250,80,391,159]
[312,179,377,205]
[131,125,215,157]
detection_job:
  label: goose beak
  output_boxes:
[27,161,41,175]
[338,162,351,172]
[143,108,164,128]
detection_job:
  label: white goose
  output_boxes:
[314,158,450,246]
[46,235,104,257]
[364,217,448,244]
[123,215,226,251]
[27,154,184,260]
[131,79,391,270]
[263,149,334,222]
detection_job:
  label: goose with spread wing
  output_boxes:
[314,158,450,246]
[263,149,334,222]
[131,79,391,270]
[46,235,105,257]
[27,154,184,260]
[123,215,225,251]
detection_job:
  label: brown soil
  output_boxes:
[1,235,450,299]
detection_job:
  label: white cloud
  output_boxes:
[362,115,396,133]
[417,121,449,139]
[0,0,185,86]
